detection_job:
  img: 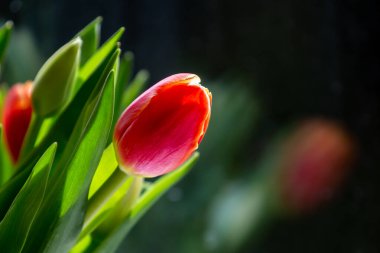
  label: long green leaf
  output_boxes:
[0,143,57,252]
[74,28,124,96]
[120,69,149,111]
[88,144,118,198]
[0,125,14,185]
[114,52,134,118]
[0,21,13,64]
[77,177,133,243]
[21,69,116,253]
[60,72,116,214]
[0,154,39,220]
[76,17,102,67]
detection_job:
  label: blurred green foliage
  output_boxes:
[0,26,42,84]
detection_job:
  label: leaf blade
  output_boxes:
[0,21,13,64]
[21,70,116,253]
[0,143,57,252]
[76,17,102,67]
[0,125,14,185]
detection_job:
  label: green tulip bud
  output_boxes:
[32,37,82,117]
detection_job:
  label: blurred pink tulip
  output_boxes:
[279,120,355,214]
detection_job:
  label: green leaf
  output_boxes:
[70,235,92,253]
[114,51,134,118]
[78,176,133,243]
[88,144,118,198]
[86,153,199,253]
[120,69,149,113]
[0,47,119,223]
[21,69,116,253]
[0,125,14,185]
[59,73,115,214]
[75,28,124,95]
[0,143,57,252]
[0,21,13,64]
[0,84,6,108]
[76,17,102,67]
[32,38,82,117]
[0,154,39,221]
[120,69,149,111]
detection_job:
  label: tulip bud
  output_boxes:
[278,120,355,214]
[1,82,33,163]
[114,73,212,177]
[32,38,82,117]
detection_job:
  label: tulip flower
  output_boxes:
[279,120,355,214]
[114,73,212,177]
[1,82,33,163]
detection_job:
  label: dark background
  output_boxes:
[1,0,380,252]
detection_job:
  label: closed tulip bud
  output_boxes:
[114,73,212,177]
[2,82,33,163]
[32,38,82,117]
[279,120,355,214]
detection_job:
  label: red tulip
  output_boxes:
[114,73,212,177]
[279,120,355,214]
[2,81,33,163]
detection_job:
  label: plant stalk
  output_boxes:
[84,168,128,230]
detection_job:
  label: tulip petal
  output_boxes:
[114,74,211,177]
[114,73,202,143]
[2,82,33,163]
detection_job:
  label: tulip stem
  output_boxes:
[95,175,144,235]
[114,175,144,219]
[83,168,129,232]
[19,114,44,162]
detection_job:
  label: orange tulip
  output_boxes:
[114,73,212,177]
[2,82,33,163]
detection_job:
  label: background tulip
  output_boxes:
[205,119,355,253]
[278,120,355,214]
[114,73,212,178]
[1,81,33,163]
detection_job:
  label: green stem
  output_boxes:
[84,168,128,230]
[19,114,44,163]
[96,175,144,235]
